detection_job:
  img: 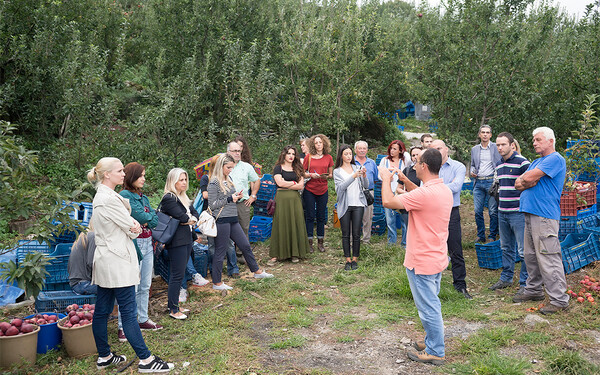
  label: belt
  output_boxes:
[476,175,494,180]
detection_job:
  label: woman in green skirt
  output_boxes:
[269,146,309,264]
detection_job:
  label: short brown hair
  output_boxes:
[307,134,331,156]
[123,162,145,193]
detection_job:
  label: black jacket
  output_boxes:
[159,193,199,248]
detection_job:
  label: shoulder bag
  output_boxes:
[151,198,181,256]
[358,173,375,206]
[197,206,224,237]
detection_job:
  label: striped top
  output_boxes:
[495,152,530,212]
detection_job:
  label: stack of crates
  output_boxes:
[254,174,277,217]
[249,216,273,243]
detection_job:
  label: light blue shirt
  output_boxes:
[229,161,259,201]
[439,157,466,207]
[354,156,378,190]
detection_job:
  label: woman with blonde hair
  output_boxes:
[208,154,273,290]
[302,134,334,252]
[87,157,173,372]
[158,168,199,320]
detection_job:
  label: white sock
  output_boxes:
[140,355,154,365]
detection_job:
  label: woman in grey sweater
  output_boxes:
[208,154,274,290]
[333,144,368,271]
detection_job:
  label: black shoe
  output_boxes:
[489,280,513,291]
[138,356,174,373]
[457,288,473,299]
[351,261,358,270]
[97,352,126,370]
[512,292,545,303]
[476,237,487,244]
[344,262,352,271]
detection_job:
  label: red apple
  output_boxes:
[70,316,80,324]
[10,318,22,328]
[20,324,35,333]
[5,326,19,336]
[76,312,85,319]
[83,312,93,321]
[37,319,47,325]
[80,319,90,325]
[577,296,585,303]
[0,322,11,333]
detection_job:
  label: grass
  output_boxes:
[3,197,600,374]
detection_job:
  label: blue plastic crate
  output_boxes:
[561,233,600,274]
[253,199,272,217]
[154,250,170,283]
[578,213,600,235]
[35,290,96,313]
[250,216,273,226]
[43,255,70,291]
[475,240,502,269]
[192,242,210,278]
[462,180,474,192]
[16,240,54,264]
[571,204,597,220]
[559,216,579,241]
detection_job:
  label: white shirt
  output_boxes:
[340,168,363,207]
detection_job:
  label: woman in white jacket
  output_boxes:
[88,157,173,373]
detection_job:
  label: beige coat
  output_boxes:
[91,184,140,288]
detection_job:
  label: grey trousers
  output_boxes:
[361,197,374,242]
[523,213,569,307]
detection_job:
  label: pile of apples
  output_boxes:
[0,319,37,337]
[567,275,598,305]
[59,303,95,328]
[25,313,59,326]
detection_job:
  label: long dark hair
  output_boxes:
[386,140,406,163]
[234,135,253,164]
[334,144,355,169]
[276,146,304,180]
[123,162,145,193]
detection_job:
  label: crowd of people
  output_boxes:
[71,125,569,370]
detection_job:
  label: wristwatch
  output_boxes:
[251,194,257,199]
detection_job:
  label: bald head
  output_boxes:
[431,140,449,163]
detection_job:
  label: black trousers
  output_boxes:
[340,206,364,258]
[166,243,192,313]
[448,206,467,290]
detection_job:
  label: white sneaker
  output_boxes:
[254,271,274,279]
[212,283,233,290]
[192,273,209,286]
[179,288,187,303]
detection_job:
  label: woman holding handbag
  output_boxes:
[333,145,369,271]
[159,168,199,320]
[87,157,173,372]
[268,146,309,265]
[208,154,274,290]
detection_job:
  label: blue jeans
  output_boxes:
[303,190,328,239]
[72,280,97,295]
[207,237,239,276]
[93,285,151,360]
[181,256,196,289]
[118,237,153,329]
[406,268,445,358]
[499,211,528,286]
[473,178,498,239]
[384,208,406,245]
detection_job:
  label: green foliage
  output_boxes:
[451,351,532,375]
[0,251,51,299]
[459,326,517,355]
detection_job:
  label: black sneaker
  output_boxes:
[139,356,174,373]
[344,262,352,271]
[489,280,513,291]
[96,352,126,370]
[351,261,358,270]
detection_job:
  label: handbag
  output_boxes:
[358,175,375,206]
[267,199,276,216]
[197,206,225,237]
[489,178,500,204]
[152,210,180,244]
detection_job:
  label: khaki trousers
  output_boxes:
[523,213,569,307]
[361,197,374,242]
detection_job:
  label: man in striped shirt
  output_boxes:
[489,132,530,292]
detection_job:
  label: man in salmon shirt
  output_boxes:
[379,148,453,366]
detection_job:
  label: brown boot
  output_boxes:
[308,239,315,253]
[318,238,325,252]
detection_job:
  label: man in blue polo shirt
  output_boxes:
[512,127,569,315]
[489,132,530,292]
[354,140,378,244]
